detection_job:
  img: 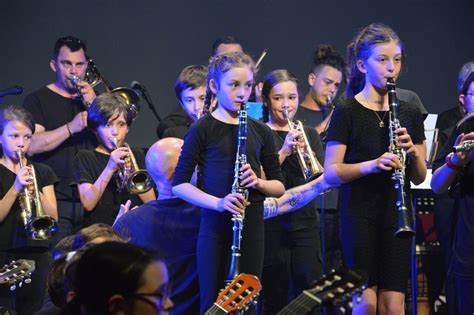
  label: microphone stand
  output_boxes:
[142,91,162,122]
[134,86,161,122]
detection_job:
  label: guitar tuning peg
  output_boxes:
[9,284,16,291]
[24,277,31,284]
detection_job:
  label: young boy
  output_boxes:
[159,65,207,139]
[73,93,155,227]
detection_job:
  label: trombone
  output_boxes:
[16,150,58,240]
[111,137,153,194]
[69,59,141,120]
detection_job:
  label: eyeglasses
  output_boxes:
[126,289,171,312]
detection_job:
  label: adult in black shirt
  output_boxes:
[114,137,200,315]
[24,36,98,242]
[294,45,345,276]
[431,68,474,314]
[431,115,474,314]
[433,62,472,314]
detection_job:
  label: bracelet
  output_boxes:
[445,153,464,171]
[66,123,72,137]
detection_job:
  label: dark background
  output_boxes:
[1,0,473,148]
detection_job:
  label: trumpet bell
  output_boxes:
[111,87,140,121]
[127,169,154,194]
[28,216,58,240]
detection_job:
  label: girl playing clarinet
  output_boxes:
[172,52,284,314]
[324,23,427,314]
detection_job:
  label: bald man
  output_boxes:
[113,137,201,315]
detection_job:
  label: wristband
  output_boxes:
[445,153,464,171]
[66,123,72,137]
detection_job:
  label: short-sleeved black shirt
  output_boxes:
[266,126,324,230]
[0,162,58,251]
[433,117,474,277]
[23,87,97,200]
[73,149,146,227]
[326,97,425,218]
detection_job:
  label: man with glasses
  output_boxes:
[24,36,98,246]
[431,66,474,314]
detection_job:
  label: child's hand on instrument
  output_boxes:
[240,163,259,189]
[217,193,248,215]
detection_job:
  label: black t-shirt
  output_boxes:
[157,105,190,138]
[172,113,284,250]
[326,97,425,220]
[294,105,339,209]
[293,106,332,136]
[23,87,98,200]
[435,106,464,149]
[73,149,146,227]
[266,127,323,230]
[162,125,189,140]
[0,162,58,251]
[433,117,474,277]
[173,114,284,203]
[113,198,200,314]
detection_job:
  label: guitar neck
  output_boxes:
[204,304,227,315]
[277,290,321,314]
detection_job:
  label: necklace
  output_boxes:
[373,111,387,128]
[362,93,388,128]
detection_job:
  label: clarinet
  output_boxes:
[387,78,415,238]
[225,102,249,284]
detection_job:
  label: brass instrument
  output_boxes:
[69,59,141,120]
[283,107,323,181]
[453,140,474,153]
[16,150,58,240]
[111,137,153,194]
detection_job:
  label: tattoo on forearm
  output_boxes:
[282,191,304,208]
[263,198,278,219]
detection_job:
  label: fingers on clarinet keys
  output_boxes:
[221,193,246,215]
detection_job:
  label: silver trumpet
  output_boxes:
[283,107,323,181]
[111,137,153,194]
[16,150,58,240]
[453,140,474,153]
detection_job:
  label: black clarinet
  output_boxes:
[225,102,249,284]
[387,78,415,238]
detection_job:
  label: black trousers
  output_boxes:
[261,227,322,315]
[197,203,264,315]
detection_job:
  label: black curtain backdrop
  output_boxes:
[1,0,473,148]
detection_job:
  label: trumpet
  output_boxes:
[453,140,474,153]
[283,107,323,181]
[16,150,58,240]
[69,59,141,120]
[111,137,153,194]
